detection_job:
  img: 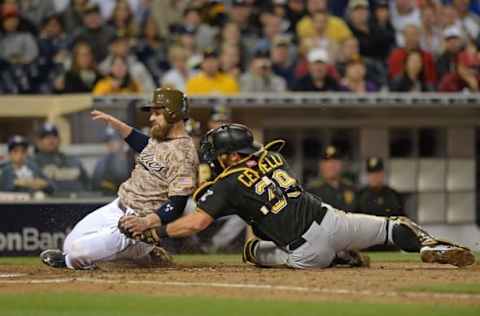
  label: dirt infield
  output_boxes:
[0,256,479,306]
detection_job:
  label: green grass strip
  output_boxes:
[402,283,480,295]
[0,293,479,316]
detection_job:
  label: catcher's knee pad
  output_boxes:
[391,217,423,252]
[242,238,260,266]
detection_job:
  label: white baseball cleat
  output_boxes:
[420,245,475,267]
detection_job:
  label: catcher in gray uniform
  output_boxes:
[118,124,475,269]
[40,88,198,270]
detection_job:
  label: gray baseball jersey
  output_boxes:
[118,136,198,215]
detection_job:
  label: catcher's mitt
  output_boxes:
[118,215,162,245]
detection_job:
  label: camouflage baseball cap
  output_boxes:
[141,88,189,124]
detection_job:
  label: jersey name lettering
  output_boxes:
[258,153,283,174]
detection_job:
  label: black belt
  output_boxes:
[287,237,307,251]
[118,200,127,212]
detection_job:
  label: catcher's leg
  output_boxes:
[389,217,475,267]
[62,199,153,269]
[243,238,289,268]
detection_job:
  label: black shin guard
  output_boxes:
[391,219,422,252]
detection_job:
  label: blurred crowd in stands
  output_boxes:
[1,0,480,95]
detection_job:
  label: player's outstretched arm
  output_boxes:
[164,209,214,238]
[91,110,133,138]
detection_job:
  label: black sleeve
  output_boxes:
[155,195,189,224]
[124,128,149,153]
[196,180,233,219]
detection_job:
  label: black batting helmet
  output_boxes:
[199,123,261,163]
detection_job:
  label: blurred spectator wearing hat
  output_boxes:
[93,55,142,95]
[72,4,116,63]
[240,50,287,92]
[390,50,434,92]
[161,45,196,91]
[253,13,290,57]
[271,35,297,88]
[439,45,480,92]
[292,48,340,91]
[296,0,352,44]
[0,4,39,65]
[306,145,356,212]
[347,0,397,63]
[437,26,466,80]
[33,123,90,195]
[356,157,404,217]
[0,135,53,195]
[186,49,239,95]
[339,56,379,92]
[98,33,155,92]
[388,24,437,87]
[335,37,387,89]
[91,127,131,196]
[55,41,101,93]
[225,0,260,46]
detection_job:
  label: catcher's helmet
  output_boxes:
[141,88,189,124]
[199,123,261,164]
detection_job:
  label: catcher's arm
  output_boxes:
[163,209,213,238]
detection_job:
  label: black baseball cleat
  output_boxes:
[40,249,67,268]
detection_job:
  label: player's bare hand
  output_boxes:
[91,110,116,124]
[119,215,149,236]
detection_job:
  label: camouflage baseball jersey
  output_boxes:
[118,136,198,215]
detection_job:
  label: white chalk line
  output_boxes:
[0,277,479,300]
[0,274,26,278]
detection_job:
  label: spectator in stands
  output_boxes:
[99,34,155,92]
[339,57,379,93]
[72,4,116,63]
[419,5,443,56]
[390,50,434,92]
[220,22,249,67]
[389,0,422,46]
[0,5,38,65]
[441,5,469,39]
[292,48,340,91]
[307,11,339,59]
[296,0,352,42]
[107,0,139,38]
[161,45,194,91]
[253,13,287,55]
[207,105,233,130]
[226,0,260,40]
[335,37,387,90]
[437,27,465,80]
[240,50,287,92]
[439,47,480,92]
[174,5,218,52]
[388,25,437,87]
[55,41,100,93]
[284,0,307,33]
[220,43,242,80]
[16,0,56,29]
[347,0,395,63]
[186,49,239,95]
[453,0,480,40]
[150,0,189,40]
[0,135,53,194]
[271,35,296,88]
[93,56,142,95]
[34,123,90,195]
[369,0,396,61]
[91,127,131,196]
[135,14,168,84]
[61,0,89,33]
